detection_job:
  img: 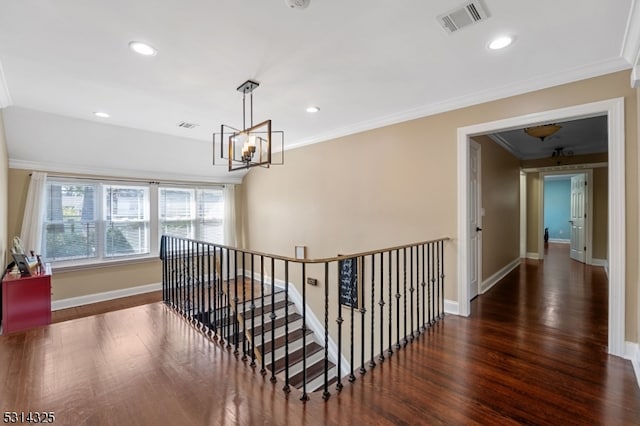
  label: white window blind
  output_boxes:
[159,187,224,244]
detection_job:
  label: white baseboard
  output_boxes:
[548,239,570,244]
[591,258,607,267]
[526,252,541,260]
[51,282,162,311]
[444,299,459,315]
[625,341,640,389]
[481,258,520,294]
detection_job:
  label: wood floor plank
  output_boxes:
[1,243,638,425]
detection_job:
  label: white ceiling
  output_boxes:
[0,0,637,181]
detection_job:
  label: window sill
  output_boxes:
[51,255,160,274]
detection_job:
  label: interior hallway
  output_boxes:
[0,243,638,425]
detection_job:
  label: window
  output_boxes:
[42,178,224,266]
[44,182,98,261]
[159,187,224,243]
[104,185,150,257]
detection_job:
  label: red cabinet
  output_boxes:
[2,271,52,334]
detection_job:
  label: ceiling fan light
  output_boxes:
[524,124,562,141]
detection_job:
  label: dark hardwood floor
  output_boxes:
[1,243,638,425]
[51,291,163,323]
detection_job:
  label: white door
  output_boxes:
[469,141,481,299]
[570,174,586,263]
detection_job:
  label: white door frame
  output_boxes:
[456,97,625,357]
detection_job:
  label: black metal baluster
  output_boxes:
[322,261,331,401]
[234,250,240,354]
[359,256,366,375]
[178,237,182,312]
[336,259,344,392]
[379,252,385,363]
[395,249,401,350]
[415,245,421,336]
[250,254,256,367]
[270,257,277,384]
[242,252,248,360]
[430,242,436,326]
[260,255,266,375]
[439,240,445,319]
[191,240,196,326]
[283,260,291,393]
[349,260,356,382]
[226,248,232,348]
[207,245,213,338]
[161,236,166,302]
[187,240,192,321]
[369,254,376,369]
[409,246,415,341]
[212,246,218,339]
[198,242,204,331]
[301,262,309,402]
[403,247,408,346]
[388,250,393,357]
[420,244,427,331]
[173,237,178,310]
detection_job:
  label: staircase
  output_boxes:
[233,283,338,393]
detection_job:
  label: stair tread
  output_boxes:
[268,341,323,374]
[288,358,336,389]
[251,312,302,336]
[241,299,292,318]
[257,328,313,354]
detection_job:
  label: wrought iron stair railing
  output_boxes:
[160,235,449,402]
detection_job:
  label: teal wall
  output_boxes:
[544,178,571,240]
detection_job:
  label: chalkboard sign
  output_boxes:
[338,257,361,309]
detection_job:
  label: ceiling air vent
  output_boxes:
[437,0,490,34]
[177,121,199,129]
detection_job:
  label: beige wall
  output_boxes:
[0,110,8,268]
[474,135,520,281]
[241,70,639,342]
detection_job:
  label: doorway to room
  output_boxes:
[457,98,624,357]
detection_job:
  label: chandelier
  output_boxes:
[524,123,562,142]
[213,80,284,172]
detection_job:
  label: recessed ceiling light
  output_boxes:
[128,41,158,56]
[306,106,320,113]
[488,36,513,50]
[94,111,110,118]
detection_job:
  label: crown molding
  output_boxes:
[622,0,640,87]
[8,159,244,184]
[622,0,640,64]
[286,57,630,152]
[0,59,13,108]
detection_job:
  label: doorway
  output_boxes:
[539,170,595,265]
[457,97,625,357]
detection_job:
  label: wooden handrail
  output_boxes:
[163,236,451,264]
